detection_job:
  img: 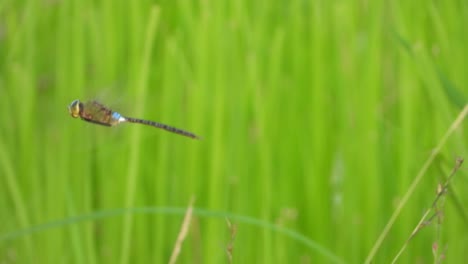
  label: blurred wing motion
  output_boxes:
[68,99,200,139]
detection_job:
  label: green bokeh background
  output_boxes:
[1,1,467,263]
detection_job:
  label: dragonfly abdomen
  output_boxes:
[125,117,200,139]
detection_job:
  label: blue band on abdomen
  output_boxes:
[112,112,122,120]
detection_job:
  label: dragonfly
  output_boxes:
[68,99,200,139]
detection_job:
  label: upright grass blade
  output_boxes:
[120,6,160,264]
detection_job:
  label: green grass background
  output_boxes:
[1,0,467,263]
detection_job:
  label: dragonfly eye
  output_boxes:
[68,99,82,118]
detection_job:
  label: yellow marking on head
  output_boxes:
[68,99,81,118]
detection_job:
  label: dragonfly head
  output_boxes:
[68,99,83,118]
